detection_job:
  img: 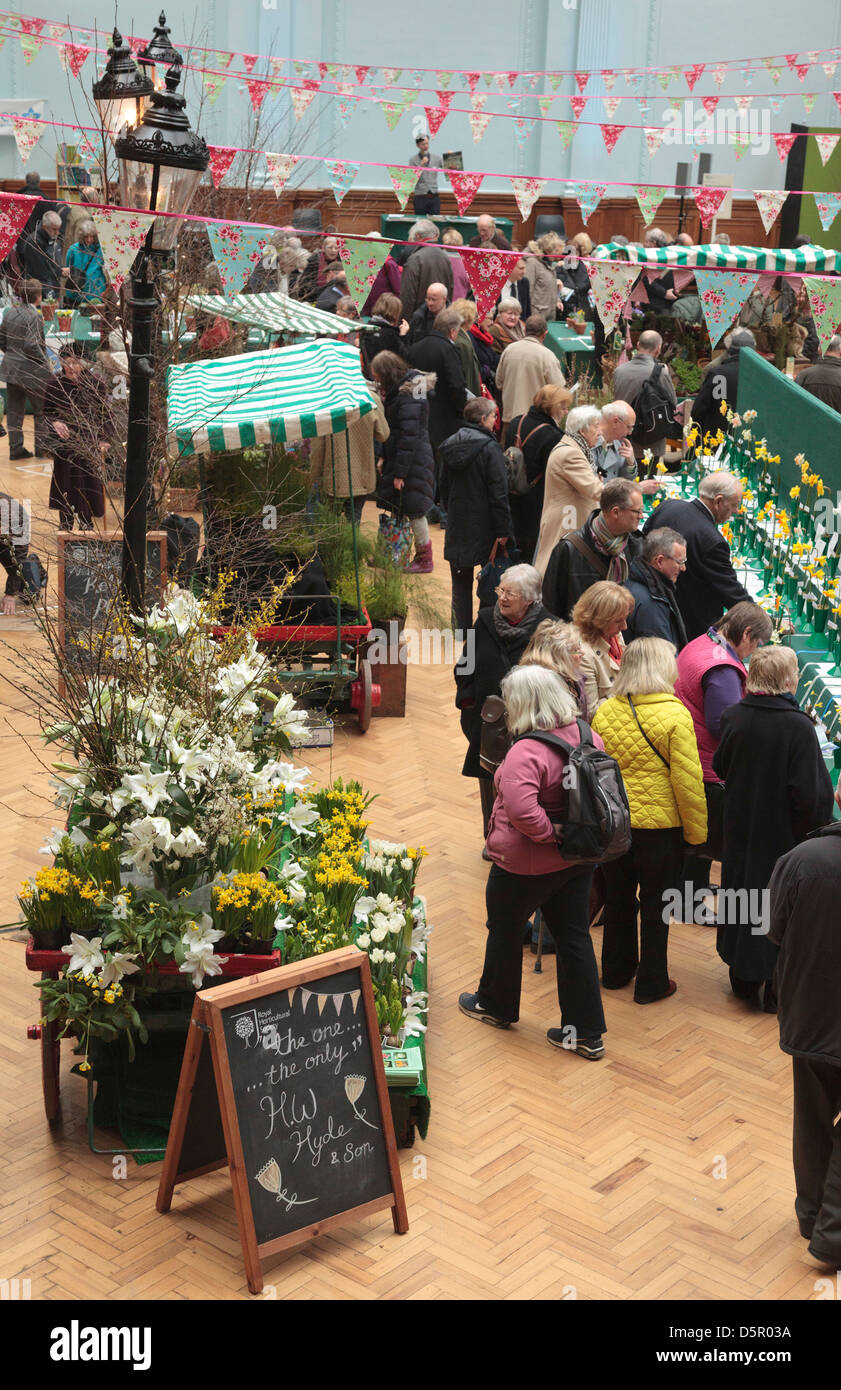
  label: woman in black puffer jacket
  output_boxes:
[371,351,436,573]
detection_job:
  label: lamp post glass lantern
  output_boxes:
[137,11,183,89]
[92,28,154,134]
[115,62,209,251]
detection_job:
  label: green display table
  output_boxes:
[545,321,596,366]
[380,213,513,245]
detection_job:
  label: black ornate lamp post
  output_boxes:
[92,29,155,135]
[137,12,182,88]
[108,61,208,608]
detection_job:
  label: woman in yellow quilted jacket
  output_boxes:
[592,637,707,1005]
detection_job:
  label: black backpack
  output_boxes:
[515,721,632,864]
[631,361,679,447]
[162,513,201,585]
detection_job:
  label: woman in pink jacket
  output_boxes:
[459,665,607,1058]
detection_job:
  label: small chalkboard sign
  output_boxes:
[157,947,408,1292]
[57,531,167,672]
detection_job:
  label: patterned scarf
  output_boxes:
[566,430,596,474]
[590,509,631,583]
[492,600,544,645]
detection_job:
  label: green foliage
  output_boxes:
[671,357,704,395]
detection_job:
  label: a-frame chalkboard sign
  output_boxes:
[156,947,408,1292]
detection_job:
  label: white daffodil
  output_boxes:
[353,895,378,922]
[64,933,105,977]
[111,893,131,920]
[119,763,172,814]
[278,858,306,883]
[403,990,429,1038]
[273,913,295,934]
[284,802,320,836]
[169,825,206,857]
[180,918,225,949]
[286,880,307,905]
[99,951,141,987]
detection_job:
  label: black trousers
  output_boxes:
[6,381,46,454]
[601,826,684,1000]
[413,193,440,216]
[683,780,724,892]
[792,1056,841,1260]
[450,563,475,634]
[477,861,605,1034]
[478,775,495,836]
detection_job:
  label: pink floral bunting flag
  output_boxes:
[794,63,811,82]
[815,133,840,166]
[424,104,447,136]
[754,190,787,234]
[734,95,753,112]
[242,54,258,74]
[802,276,841,353]
[822,62,837,80]
[574,71,589,93]
[570,95,587,119]
[643,127,665,156]
[63,43,90,78]
[206,223,273,296]
[833,92,841,116]
[0,193,37,262]
[633,185,666,226]
[587,262,640,334]
[814,192,841,232]
[436,70,453,89]
[326,161,360,205]
[713,62,727,86]
[510,176,545,220]
[93,209,155,292]
[386,165,420,211]
[246,79,272,113]
[381,67,402,86]
[340,237,391,304]
[355,65,370,85]
[290,88,317,121]
[555,121,576,149]
[701,95,719,115]
[572,181,607,224]
[603,96,621,118]
[448,170,484,215]
[460,247,518,322]
[773,132,798,162]
[208,146,237,189]
[602,69,616,90]
[600,124,625,154]
[692,185,727,228]
[11,117,45,164]
[265,152,299,197]
[693,270,758,345]
[19,17,44,35]
[469,112,491,143]
[684,63,705,91]
[465,71,480,93]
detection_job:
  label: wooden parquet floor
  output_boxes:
[0,427,824,1300]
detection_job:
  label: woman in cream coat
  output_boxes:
[534,405,603,573]
[570,581,635,714]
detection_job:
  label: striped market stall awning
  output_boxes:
[166,339,377,458]
[185,291,368,337]
[593,243,839,273]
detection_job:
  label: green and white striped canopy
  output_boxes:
[594,243,839,273]
[167,339,376,458]
[185,291,367,337]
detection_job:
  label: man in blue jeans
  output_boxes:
[409,135,443,217]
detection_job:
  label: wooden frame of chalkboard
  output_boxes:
[156,947,409,1293]
[57,531,168,685]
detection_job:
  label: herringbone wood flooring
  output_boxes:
[0,431,825,1300]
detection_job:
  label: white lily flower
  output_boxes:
[39,826,66,856]
[278,858,306,882]
[99,952,141,987]
[169,825,206,857]
[287,880,306,905]
[284,802,320,835]
[179,942,227,989]
[64,933,105,977]
[169,739,215,786]
[353,895,378,922]
[180,919,225,949]
[273,913,295,934]
[120,763,172,814]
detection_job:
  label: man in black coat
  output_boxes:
[542,478,645,620]
[643,473,750,641]
[407,282,449,346]
[439,396,512,634]
[19,211,65,298]
[624,527,688,650]
[796,335,841,414]
[407,307,467,526]
[769,806,841,1266]
[690,328,756,438]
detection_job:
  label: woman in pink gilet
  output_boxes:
[674,601,773,895]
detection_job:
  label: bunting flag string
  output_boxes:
[0,192,37,262]
[753,188,788,234]
[693,184,727,227]
[92,208,155,292]
[264,151,299,197]
[586,262,640,333]
[460,246,517,321]
[693,269,759,344]
[447,170,484,215]
[802,276,841,354]
[208,146,237,189]
[11,115,45,163]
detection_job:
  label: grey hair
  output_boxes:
[829,335,841,353]
[699,470,743,501]
[711,232,730,245]
[601,400,634,426]
[77,219,97,238]
[566,404,601,435]
[408,218,439,242]
[645,228,669,248]
[500,563,543,604]
[730,327,756,350]
[502,664,579,737]
[42,210,62,228]
[642,527,685,563]
[496,297,522,316]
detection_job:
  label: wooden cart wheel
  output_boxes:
[356,658,373,733]
[41,1012,61,1124]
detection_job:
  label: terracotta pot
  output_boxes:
[364,617,408,718]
